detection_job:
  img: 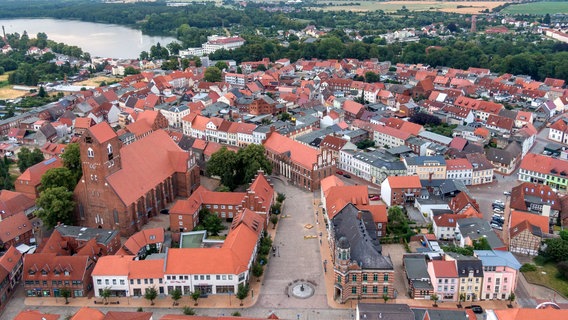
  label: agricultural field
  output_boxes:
[501,1,568,15]
[73,75,116,87]
[309,1,507,13]
[0,73,29,100]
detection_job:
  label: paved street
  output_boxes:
[257,177,328,310]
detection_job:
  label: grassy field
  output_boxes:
[0,73,31,100]
[502,1,568,15]
[73,76,116,87]
[523,263,568,298]
[309,1,506,13]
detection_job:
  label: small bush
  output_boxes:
[137,307,144,312]
[520,263,537,272]
[183,307,196,315]
[231,311,242,317]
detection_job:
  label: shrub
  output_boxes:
[557,261,568,280]
[520,263,537,272]
[183,307,196,315]
[231,312,242,317]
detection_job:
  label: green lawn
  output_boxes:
[502,1,568,15]
[522,263,568,298]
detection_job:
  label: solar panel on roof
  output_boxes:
[44,158,57,165]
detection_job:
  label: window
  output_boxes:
[228,275,233,280]
[373,274,378,282]
[362,286,367,294]
[87,147,94,158]
[352,275,357,282]
[120,280,125,285]
[194,275,198,280]
[105,279,109,285]
[383,286,388,294]
[112,279,117,285]
[97,279,102,285]
[373,286,378,293]
[130,280,133,285]
[363,274,367,282]
[222,275,227,280]
[384,274,389,282]
[337,276,341,283]
[217,275,221,280]
[107,143,113,154]
[206,275,210,280]
[137,279,141,285]
[351,287,357,294]
[200,275,204,280]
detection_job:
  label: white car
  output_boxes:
[493,208,504,214]
[494,200,504,205]
[491,223,503,230]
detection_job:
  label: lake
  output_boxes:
[0,18,177,59]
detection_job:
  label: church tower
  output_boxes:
[75,122,122,228]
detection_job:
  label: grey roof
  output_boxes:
[331,204,393,270]
[457,218,505,249]
[405,155,446,166]
[55,224,120,246]
[456,259,484,278]
[404,256,430,280]
[358,303,414,320]
[418,131,453,145]
[486,142,521,165]
[386,145,413,156]
[473,250,521,270]
[295,127,338,145]
[413,309,469,320]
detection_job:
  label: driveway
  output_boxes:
[381,244,409,298]
[257,178,328,309]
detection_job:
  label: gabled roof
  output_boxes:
[510,210,549,237]
[474,250,521,270]
[0,190,35,218]
[430,260,458,278]
[0,245,23,274]
[325,185,369,220]
[0,212,32,243]
[88,122,117,143]
[123,228,165,256]
[494,308,568,320]
[519,153,568,176]
[71,307,105,320]
[263,133,320,169]
[106,130,189,205]
[92,255,134,276]
[510,182,561,212]
[103,311,153,320]
[17,157,63,185]
[385,176,421,189]
[14,310,60,320]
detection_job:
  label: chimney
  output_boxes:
[357,211,362,220]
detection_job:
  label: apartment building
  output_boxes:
[403,156,447,180]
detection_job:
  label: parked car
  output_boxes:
[493,208,504,214]
[336,170,344,175]
[370,196,380,201]
[468,305,484,314]
[160,209,169,215]
[343,174,351,179]
[494,200,504,205]
[503,191,511,196]
[491,218,503,225]
[490,223,503,230]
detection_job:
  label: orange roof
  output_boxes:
[165,223,258,275]
[104,311,153,320]
[519,153,568,176]
[320,175,344,198]
[357,204,387,223]
[325,185,369,219]
[445,158,473,171]
[123,228,165,255]
[15,310,60,320]
[92,255,135,276]
[246,172,274,213]
[129,258,164,279]
[0,212,32,243]
[510,210,549,236]
[89,122,117,143]
[0,190,35,217]
[433,214,467,227]
[386,176,421,189]
[74,117,94,129]
[263,133,320,169]
[494,308,568,320]
[17,157,63,185]
[161,316,267,320]
[431,260,457,278]
[343,100,364,115]
[0,245,23,274]
[71,307,105,320]
[106,130,190,205]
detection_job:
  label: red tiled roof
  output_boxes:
[325,185,369,219]
[0,212,32,243]
[0,245,22,275]
[510,210,549,236]
[123,228,165,255]
[431,260,457,278]
[510,182,561,212]
[92,255,134,276]
[106,130,190,205]
[0,190,35,218]
[71,307,105,320]
[14,310,60,320]
[445,158,473,171]
[103,311,153,320]
[89,122,117,143]
[386,176,421,189]
[519,153,568,176]
[433,213,467,227]
[263,133,320,169]
[17,157,63,186]
[129,258,164,279]
[493,308,568,320]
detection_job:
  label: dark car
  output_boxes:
[466,305,484,314]
[160,208,169,215]
[343,174,351,179]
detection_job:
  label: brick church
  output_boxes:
[74,122,200,236]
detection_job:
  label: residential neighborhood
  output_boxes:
[2,33,568,320]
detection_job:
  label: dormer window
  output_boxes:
[64,270,70,276]
[87,147,94,158]
[107,143,113,154]
[28,269,36,275]
[41,270,48,275]
[85,136,92,144]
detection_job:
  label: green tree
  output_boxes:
[387,206,410,236]
[252,262,264,278]
[40,167,76,192]
[144,287,158,305]
[270,202,281,215]
[17,147,44,173]
[215,61,228,70]
[458,293,466,307]
[101,287,111,304]
[382,294,389,303]
[36,186,75,228]
[473,237,491,250]
[270,215,278,229]
[356,139,375,150]
[508,293,516,307]
[124,66,140,75]
[61,143,82,183]
[206,147,238,189]
[543,13,551,25]
[541,238,568,263]
[167,42,182,55]
[38,85,47,98]
[204,66,222,82]
[431,293,439,307]
[279,112,291,121]
[171,288,182,306]
[276,192,286,203]
[203,213,224,236]
[236,144,272,184]
[60,287,71,304]
[236,283,249,306]
[191,289,201,306]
